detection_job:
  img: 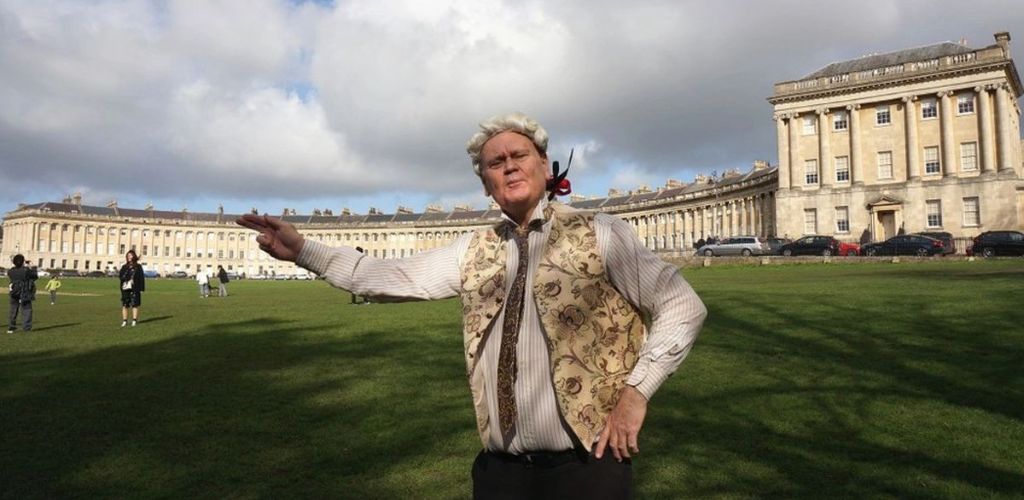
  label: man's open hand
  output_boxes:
[594,385,648,462]
[236,214,305,262]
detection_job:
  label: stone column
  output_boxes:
[902,95,919,179]
[939,91,954,178]
[976,85,995,173]
[683,210,693,249]
[847,104,861,183]
[995,83,1013,172]
[817,108,831,187]
[774,114,791,189]
[788,112,800,188]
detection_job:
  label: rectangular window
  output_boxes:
[877,151,893,179]
[835,206,850,233]
[924,146,940,174]
[876,105,891,125]
[164,246,170,256]
[957,93,974,114]
[833,111,848,131]
[960,142,977,171]
[218,250,224,259]
[802,116,816,135]
[921,98,937,119]
[142,245,148,256]
[804,209,817,235]
[963,197,980,226]
[175,247,181,257]
[805,159,819,185]
[926,200,942,228]
[119,244,125,254]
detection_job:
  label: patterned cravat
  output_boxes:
[497,225,531,449]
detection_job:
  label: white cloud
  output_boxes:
[0,0,1021,214]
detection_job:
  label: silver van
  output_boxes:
[696,236,767,256]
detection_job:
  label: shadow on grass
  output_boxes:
[139,315,172,324]
[0,316,474,499]
[641,267,1024,498]
[29,322,81,332]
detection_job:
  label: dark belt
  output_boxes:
[485,449,584,468]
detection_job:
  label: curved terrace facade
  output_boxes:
[1,163,777,277]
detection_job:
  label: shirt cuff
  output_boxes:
[626,360,674,401]
[295,239,333,275]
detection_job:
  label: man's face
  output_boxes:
[479,131,551,221]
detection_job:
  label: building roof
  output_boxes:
[804,41,975,80]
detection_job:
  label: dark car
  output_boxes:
[85,270,106,278]
[970,230,1024,257]
[777,235,841,256]
[914,231,955,255]
[862,234,945,256]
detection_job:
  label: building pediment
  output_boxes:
[865,194,904,209]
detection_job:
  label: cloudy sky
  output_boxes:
[1,0,1022,216]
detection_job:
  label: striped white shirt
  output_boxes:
[297,199,707,453]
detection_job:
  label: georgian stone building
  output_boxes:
[769,32,1023,241]
[0,163,777,276]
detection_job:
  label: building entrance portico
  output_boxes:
[867,196,903,242]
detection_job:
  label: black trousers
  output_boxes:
[472,449,633,500]
[8,298,32,331]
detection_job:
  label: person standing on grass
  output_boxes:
[238,112,707,499]
[119,250,145,328]
[216,265,229,297]
[196,268,209,298]
[45,274,62,305]
[7,254,38,333]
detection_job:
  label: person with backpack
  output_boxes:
[7,254,38,333]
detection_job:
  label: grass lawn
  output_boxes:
[2,260,1023,499]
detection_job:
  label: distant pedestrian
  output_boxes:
[196,268,209,298]
[216,265,229,297]
[119,250,146,328]
[45,274,62,305]
[695,238,706,249]
[7,254,38,333]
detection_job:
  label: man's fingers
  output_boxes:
[594,426,610,459]
[628,432,640,454]
[236,214,264,227]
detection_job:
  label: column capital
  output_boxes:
[901,95,918,103]
[816,107,829,116]
[936,90,952,98]
[845,103,861,111]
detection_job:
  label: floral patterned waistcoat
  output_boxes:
[459,202,645,450]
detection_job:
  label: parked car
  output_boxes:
[696,236,766,257]
[914,231,956,255]
[143,270,160,279]
[861,234,945,256]
[970,230,1024,257]
[838,241,861,256]
[765,237,790,253]
[169,271,189,279]
[85,270,106,278]
[777,235,841,256]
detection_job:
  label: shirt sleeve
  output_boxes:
[596,213,707,401]
[295,234,472,301]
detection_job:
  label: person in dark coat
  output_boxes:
[694,238,706,250]
[7,254,38,333]
[216,265,230,297]
[119,250,146,328]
